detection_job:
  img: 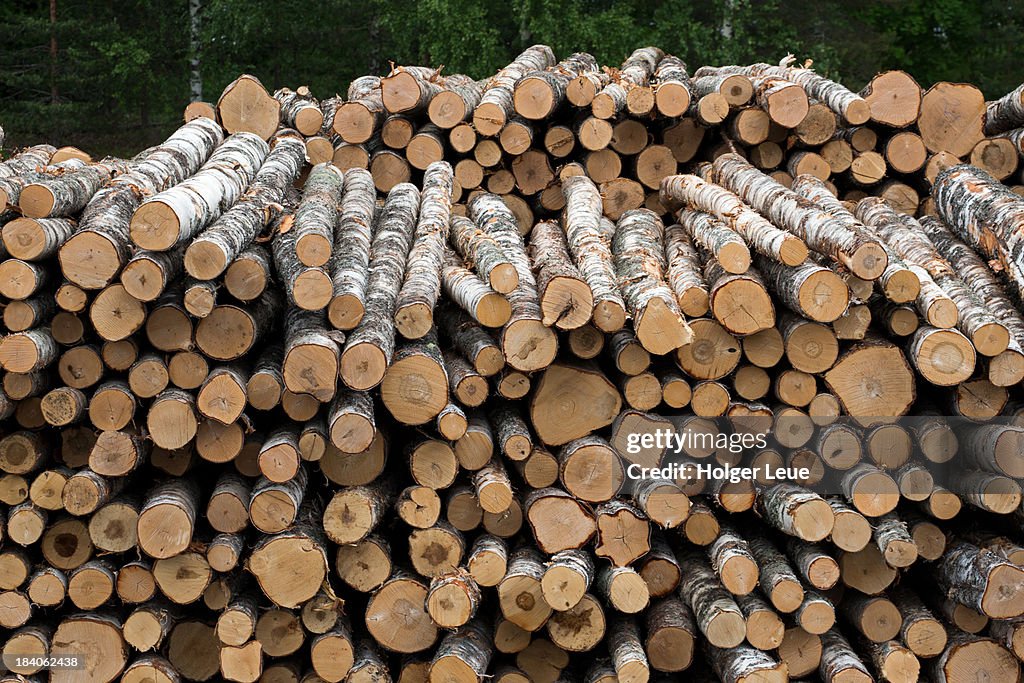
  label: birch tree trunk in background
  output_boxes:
[189,0,203,102]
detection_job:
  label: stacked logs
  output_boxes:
[0,49,1023,683]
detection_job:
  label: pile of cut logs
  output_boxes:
[1,46,1024,683]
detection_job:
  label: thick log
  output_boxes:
[677,548,745,648]
[17,161,110,225]
[217,74,280,139]
[933,541,1024,619]
[528,219,592,329]
[653,55,692,117]
[131,132,269,251]
[340,183,419,390]
[613,209,692,353]
[137,480,197,559]
[819,628,872,682]
[932,630,1020,683]
[469,193,557,370]
[561,175,627,331]
[660,174,808,266]
[918,82,985,156]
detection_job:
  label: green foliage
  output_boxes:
[1,0,1023,155]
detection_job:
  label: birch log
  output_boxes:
[395,161,454,339]
[328,168,377,330]
[183,131,305,279]
[660,174,808,266]
[612,209,692,353]
[60,118,224,288]
[562,175,627,331]
[130,132,269,251]
[340,183,420,390]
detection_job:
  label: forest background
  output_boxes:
[1,0,1017,155]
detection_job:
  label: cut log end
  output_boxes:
[183,241,228,280]
[989,348,1024,387]
[502,319,558,372]
[394,303,434,340]
[982,563,1024,619]
[914,329,976,386]
[655,82,691,118]
[328,294,366,331]
[766,84,810,128]
[795,269,849,323]
[634,297,692,355]
[971,323,1011,357]
[17,185,57,219]
[218,75,281,139]
[790,497,835,542]
[514,78,556,120]
[592,300,628,333]
[130,201,182,252]
[539,276,594,330]
[121,259,167,302]
[381,354,448,425]
[845,241,888,281]
[780,238,810,266]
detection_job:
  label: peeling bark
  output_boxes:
[664,221,711,318]
[61,118,223,288]
[185,131,305,280]
[661,173,808,266]
[528,219,592,331]
[395,161,454,339]
[131,132,269,251]
[675,206,750,275]
[677,547,745,648]
[0,144,56,179]
[613,209,692,354]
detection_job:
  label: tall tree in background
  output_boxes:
[49,0,58,102]
[189,0,202,102]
